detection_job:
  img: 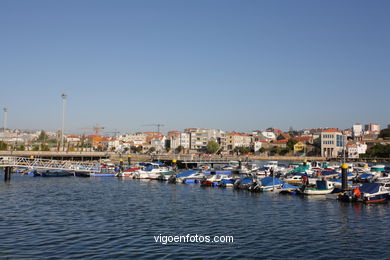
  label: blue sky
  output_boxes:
[1,0,389,134]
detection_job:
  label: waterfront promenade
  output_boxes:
[1,151,388,163]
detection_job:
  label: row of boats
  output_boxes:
[23,160,390,204]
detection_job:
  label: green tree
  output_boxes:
[175,145,184,154]
[37,130,49,141]
[379,128,390,139]
[287,138,298,151]
[130,146,138,153]
[206,140,220,154]
[32,145,40,151]
[40,144,50,151]
[364,144,390,158]
[17,144,25,151]
[279,148,290,155]
[259,147,266,153]
[0,141,8,150]
[238,146,250,154]
[148,147,156,153]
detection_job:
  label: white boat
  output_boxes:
[301,181,334,195]
[134,163,171,180]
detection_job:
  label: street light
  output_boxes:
[60,94,67,151]
[3,107,7,131]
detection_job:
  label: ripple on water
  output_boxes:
[0,175,390,259]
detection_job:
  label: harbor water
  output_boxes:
[1,173,390,259]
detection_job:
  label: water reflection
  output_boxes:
[0,174,389,259]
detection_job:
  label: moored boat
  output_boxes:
[338,183,390,203]
[300,180,334,195]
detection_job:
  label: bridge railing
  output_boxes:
[0,156,102,172]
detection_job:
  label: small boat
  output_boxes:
[356,173,375,183]
[200,171,231,187]
[300,180,334,195]
[233,176,254,190]
[168,170,198,183]
[39,170,74,177]
[134,163,171,180]
[279,183,300,195]
[328,178,353,189]
[338,183,390,203]
[157,171,176,181]
[218,178,236,188]
[116,167,141,178]
[252,176,284,192]
[89,172,116,177]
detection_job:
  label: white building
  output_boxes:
[364,123,381,135]
[254,141,263,153]
[321,129,346,158]
[352,123,364,138]
[226,133,252,151]
[185,128,226,152]
[347,142,367,158]
[120,133,146,146]
[169,131,190,150]
[261,131,276,141]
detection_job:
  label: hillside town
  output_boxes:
[1,123,389,159]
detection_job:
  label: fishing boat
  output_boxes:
[338,183,390,203]
[299,180,334,195]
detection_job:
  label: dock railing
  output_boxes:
[0,156,101,172]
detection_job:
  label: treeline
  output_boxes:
[362,144,390,158]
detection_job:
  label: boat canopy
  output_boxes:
[338,172,354,178]
[359,183,380,194]
[289,165,309,174]
[203,170,231,175]
[316,180,330,190]
[176,170,197,178]
[221,179,235,184]
[281,183,299,189]
[321,171,339,176]
[240,177,253,185]
[260,177,283,186]
[358,173,374,179]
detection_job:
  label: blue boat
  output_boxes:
[339,183,390,203]
[356,173,375,183]
[233,177,254,190]
[39,170,74,177]
[89,172,116,177]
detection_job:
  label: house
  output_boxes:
[226,133,252,151]
[320,129,346,158]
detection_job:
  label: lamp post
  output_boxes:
[60,94,67,151]
[3,107,7,131]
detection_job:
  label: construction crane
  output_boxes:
[142,123,165,133]
[80,125,105,135]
